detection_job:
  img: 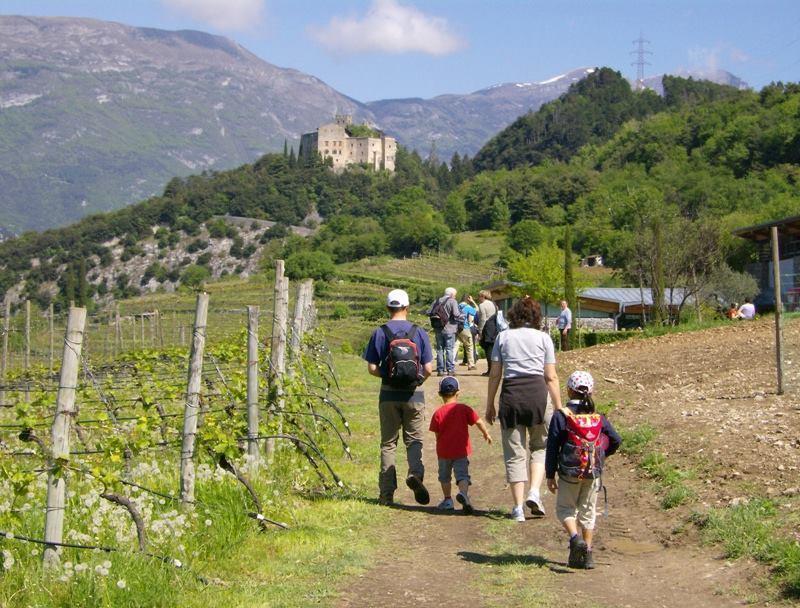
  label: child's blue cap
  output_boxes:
[439,376,460,395]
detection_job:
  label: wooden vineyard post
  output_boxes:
[24,300,31,401]
[267,260,288,460]
[49,303,55,374]
[24,300,30,371]
[140,314,145,346]
[180,293,209,506]
[246,306,260,464]
[1,299,8,404]
[150,312,156,348]
[157,309,164,347]
[115,305,122,355]
[290,279,314,365]
[772,226,784,395]
[43,306,86,567]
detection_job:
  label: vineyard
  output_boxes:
[0,263,378,607]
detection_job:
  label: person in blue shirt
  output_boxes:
[363,289,434,506]
[557,300,573,351]
[458,297,478,370]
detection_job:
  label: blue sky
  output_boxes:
[3,0,799,101]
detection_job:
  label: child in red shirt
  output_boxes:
[429,376,492,514]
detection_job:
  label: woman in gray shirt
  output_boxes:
[485,297,562,522]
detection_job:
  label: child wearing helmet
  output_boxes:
[545,371,622,569]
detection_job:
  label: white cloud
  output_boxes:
[161,0,265,32]
[309,0,464,56]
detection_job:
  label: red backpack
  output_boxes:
[558,412,609,479]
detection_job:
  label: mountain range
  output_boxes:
[0,15,749,232]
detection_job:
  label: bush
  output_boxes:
[180,264,210,288]
[196,252,212,266]
[285,250,335,281]
[507,219,546,254]
[330,302,349,320]
[187,239,208,253]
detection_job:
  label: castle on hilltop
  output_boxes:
[299,115,397,173]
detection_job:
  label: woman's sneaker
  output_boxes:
[525,491,546,517]
[436,497,454,510]
[455,492,474,515]
[568,536,588,568]
[510,505,526,522]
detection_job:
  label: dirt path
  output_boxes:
[339,320,798,607]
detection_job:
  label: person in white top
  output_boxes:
[736,298,756,320]
[484,296,563,523]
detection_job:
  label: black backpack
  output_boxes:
[381,324,421,387]
[429,298,450,330]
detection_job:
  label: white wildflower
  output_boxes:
[102,559,112,569]
[74,563,88,573]
[204,519,212,526]
[2,550,15,570]
[116,579,126,589]
[173,559,182,568]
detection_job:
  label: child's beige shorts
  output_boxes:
[556,475,601,529]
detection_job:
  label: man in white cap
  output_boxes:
[363,288,434,505]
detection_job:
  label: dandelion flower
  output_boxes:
[116,579,126,589]
[102,559,112,569]
[204,519,212,526]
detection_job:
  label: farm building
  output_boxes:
[485,281,690,330]
[734,214,800,312]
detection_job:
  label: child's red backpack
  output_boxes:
[558,412,609,479]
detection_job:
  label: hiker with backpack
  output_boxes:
[363,289,434,506]
[485,297,562,522]
[476,290,498,376]
[428,287,465,377]
[545,371,622,569]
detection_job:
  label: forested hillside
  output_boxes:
[1,69,798,314]
[472,68,748,171]
[446,74,800,309]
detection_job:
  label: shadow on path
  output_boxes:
[458,551,572,574]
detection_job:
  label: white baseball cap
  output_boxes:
[567,370,594,394]
[386,289,410,308]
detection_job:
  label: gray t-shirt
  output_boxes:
[491,327,556,377]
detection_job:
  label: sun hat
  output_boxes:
[438,376,460,395]
[567,370,594,394]
[386,289,409,308]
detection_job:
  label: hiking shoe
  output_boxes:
[584,549,595,570]
[526,491,546,517]
[568,536,588,568]
[405,475,430,505]
[510,505,526,522]
[378,493,394,506]
[456,492,474,515]
[436,497,454,510]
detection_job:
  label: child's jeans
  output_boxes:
[556,475,601,529]
[438,457,470,484]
